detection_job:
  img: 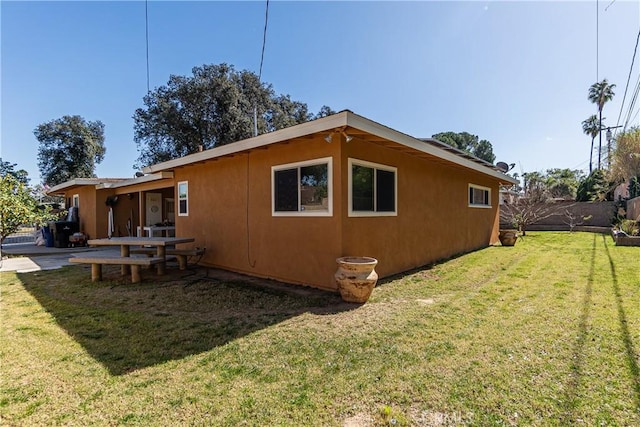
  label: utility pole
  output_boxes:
[603,124,623,169]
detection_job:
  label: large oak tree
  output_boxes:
[133,63,334,168]
[0,158,29,185]
[34,115,106,186]
[431,131,496,164]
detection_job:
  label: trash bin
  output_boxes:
[49,221,79,248]
[43,226,54,247]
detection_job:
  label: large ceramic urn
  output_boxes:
[498,229,518,246]
[334,256,379,303]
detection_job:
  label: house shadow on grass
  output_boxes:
[601,234,640,410]
[18,265,354,376]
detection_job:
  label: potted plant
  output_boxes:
[334,256,379,303]
[612,219,640,246]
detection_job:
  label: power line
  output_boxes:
[623,73,640,130]
[254,0,270,137]
[605,0,617,12]
[618,3,640,131]
[630,100,640,124]
[258,0,269,81]
[616,26,640,129]
[145,0,150,93]
[570,157,591,171]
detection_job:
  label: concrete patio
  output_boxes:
[0,243,115,273]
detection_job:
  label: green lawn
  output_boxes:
[1,232,639,426]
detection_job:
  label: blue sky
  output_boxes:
[2,1,640,184]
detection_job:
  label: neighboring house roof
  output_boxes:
[46,174,174,195]
[95,172,174,190]
[47,178,128,195]
[142,110,519,185]
[614,181,630,200]
[417,137,498,171]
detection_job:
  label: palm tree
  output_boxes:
[588,79,616,170]
[582,114,600,174]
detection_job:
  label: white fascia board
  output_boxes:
[142,112,350,174]
[97,172,174,189]
[344,112,519,185]
[47,178,112,194]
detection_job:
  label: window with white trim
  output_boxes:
[468,184,491,208]
[272,157,332,216]
[72,194,79,208]
[177,181,189,216]
[348,158,397,216]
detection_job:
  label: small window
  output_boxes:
[177,181,188,216]
[349,159,397,216]
[72,194,79,208]
[272,157,332,216]
[469,184,491,208]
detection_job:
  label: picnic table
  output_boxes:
[71,237,196,282]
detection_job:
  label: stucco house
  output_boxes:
[49,111,517,291]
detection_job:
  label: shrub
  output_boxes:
[619,219,639,236]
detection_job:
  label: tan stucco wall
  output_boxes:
[174,136,343,290]
[173,134,501,290]
[110,194,140,237]
[73,186,98,239]
[60,187,115,239]
[341,139,500,279]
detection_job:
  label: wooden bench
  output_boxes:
[69,256,164,283]
[130,247,205,270]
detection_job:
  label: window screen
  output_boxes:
[274,168,298,211]
[349,160,397,215]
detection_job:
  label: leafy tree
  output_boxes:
[0,158,29,185]
[576,169,610,202]
[521,171,546,197]
[0,174,58,244]
[522,168,583,200]
[588,79,616,170]
[133,63,334,168]
[543,168,584,199]
[609,127,640,184]
[431,131,496,163]
[315,105,337,118]
[506,172,523,193]
[582,114,600,174]
[34,115,106,186]
[270,94,313,130]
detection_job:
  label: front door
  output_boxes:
[146,193,163,226]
